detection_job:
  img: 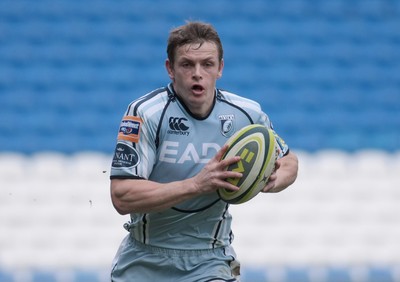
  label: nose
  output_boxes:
[192,64,202,80]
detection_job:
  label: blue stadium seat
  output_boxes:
[326,267,352,282]
[241,267,267,282]
[0,269,13,282]
[32,270,57,282]
[73,270,101,282]
[284,266,311,282]
[368,266,395,282]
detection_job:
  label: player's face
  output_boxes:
[166,41,224,118]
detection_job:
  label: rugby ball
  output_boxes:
[218,124,278,204]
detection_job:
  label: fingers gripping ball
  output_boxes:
[218,124,278,204]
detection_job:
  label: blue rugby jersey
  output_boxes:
[110,83,289,250]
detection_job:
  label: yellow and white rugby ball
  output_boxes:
[218,124,278,204]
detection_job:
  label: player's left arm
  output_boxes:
[262,151,298,193]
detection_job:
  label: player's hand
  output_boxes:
[262,159,281,193]
[191,144,242,194]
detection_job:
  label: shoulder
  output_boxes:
[217,89,262,112]
[125,87,170,117]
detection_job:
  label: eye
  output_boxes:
[180,61,193,68]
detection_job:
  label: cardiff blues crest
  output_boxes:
[219,114,235,137]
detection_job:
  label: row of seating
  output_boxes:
[2,59,398,77]
[0,123,397,154]
[2,18,399,40]
[1,0,399,18]
[3,109,397,133]
[1,91,398,118]
[0,265,398,282]
[3,43,400,63]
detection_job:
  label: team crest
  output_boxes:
[219,114,235,137]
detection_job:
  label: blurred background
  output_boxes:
[0,0,399,281]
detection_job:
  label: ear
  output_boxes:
[217,59,224,79]
[165,59,174,80]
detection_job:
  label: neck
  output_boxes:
[169,84,216,119]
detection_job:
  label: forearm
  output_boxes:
[110,145,242,215]
[268,152,298,193]
[110,178,199,214]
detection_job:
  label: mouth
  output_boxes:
[191,84,205,94]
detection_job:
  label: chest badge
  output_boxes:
[219,114,235,137]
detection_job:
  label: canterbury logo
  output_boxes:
[169,117,189,131]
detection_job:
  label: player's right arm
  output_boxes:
[110,144,241,214]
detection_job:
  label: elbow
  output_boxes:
[274,152,299,192]
[287,152,299,185]
[112,199,131,215]
[111,193,131,215]
[110,181,132,215]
